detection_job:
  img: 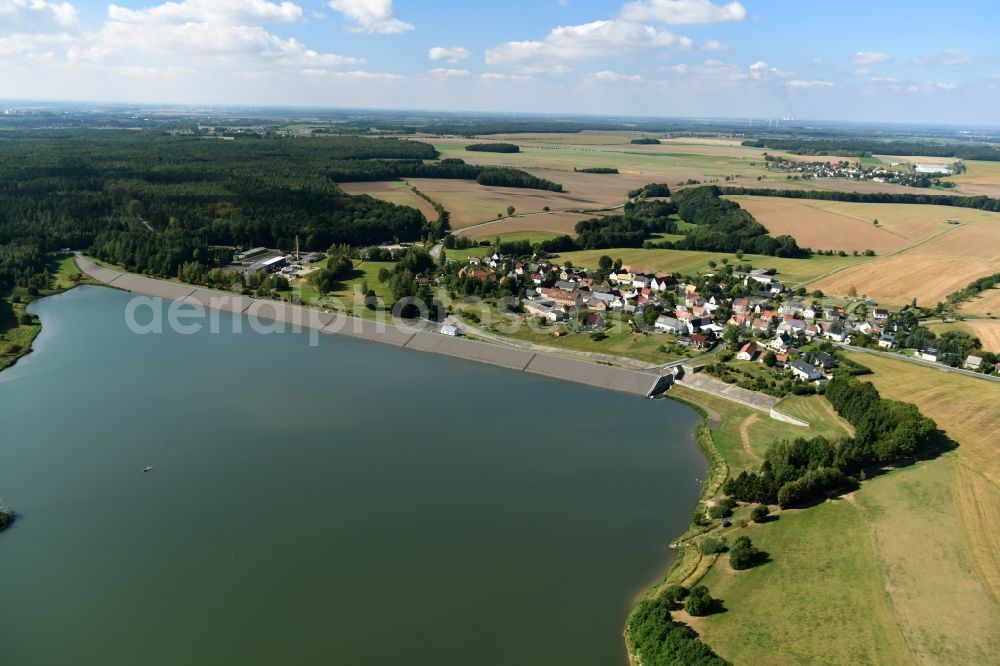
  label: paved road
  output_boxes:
[834,342,1000,383]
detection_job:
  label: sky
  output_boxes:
[0,0,998,124]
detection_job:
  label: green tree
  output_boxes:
[598,255,613,270]
[751,505,769,523]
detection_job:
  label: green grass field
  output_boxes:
[691,499,913,666]
[666,353,1000,665]
[499,321,686,365]
[555,248,871,286]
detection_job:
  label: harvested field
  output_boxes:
[952,160,1000,198]
[460,211,591,238]
[404,178,603,230]
[814,254,995,306]
[732,196,911,254]
[926,320,1000,353]
[960,288,1000,316]
[812,210,1000,305]
[338,180,439,220]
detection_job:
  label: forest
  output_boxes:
[742,138,1000,162]
[0,131,561,282]
[719,186,1000,212]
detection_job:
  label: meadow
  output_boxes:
[950,159,1000,198]
[554,248,870,286]
[338,181,440,221]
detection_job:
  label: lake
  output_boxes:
[0,286,704,666]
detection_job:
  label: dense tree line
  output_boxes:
[574,167,619,174]
[574,199,678,249]
[627,595,729,665]
[742,138,1000,162]
[666,186,808,257]
[719,186,1000,213]
[328,159,564,191]
[724,377,939,507]
[465,143,520,153]
[631,138,661,145]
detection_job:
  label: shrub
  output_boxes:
[729,535,759,570]
[751,505,769,523]
[685,591,714,616]
[698,538,728,555]
[662,584,688,604]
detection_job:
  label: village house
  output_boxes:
[736,342,759,361]
[790,360,822,382]
[878,333,896,349]
[919,348,940,362]
[524,301,565,322]
[654,315,684,334]
[965,355,984,371]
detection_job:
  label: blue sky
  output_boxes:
[1,0,998,123]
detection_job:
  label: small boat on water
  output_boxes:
[143,466,152,473]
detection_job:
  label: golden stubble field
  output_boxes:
[811,206,1000,306]
[960,288,1000,317]
[732,196,912,254]
[951,160,1000,198]
[927,320,1000,353]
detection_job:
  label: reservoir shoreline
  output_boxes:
[74,255,672,399]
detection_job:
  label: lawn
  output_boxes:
[555,248,870,286]
[690,500,912,666]
[284,261,396,311]
[490,316,688,365]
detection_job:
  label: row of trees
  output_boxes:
[327,158,564,192]
[719,186,1000,213]
[724,377,939,507]
[465,143,520,153]
[742,138,1000,162]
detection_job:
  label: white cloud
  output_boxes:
[107,0,303,24]
[326,0,413,34]
[668,58,747,82]
[0,0,77,32]
[621,0,746,24]
[749,60,792,80]
[428,46,470,63]
[851,51,890,65]
[0,31,72,58]
[70,2,362,71]
[116,64,194,77]
[701,39,728,51]
[301,68,402,79]
[480,72,533,81]
[936,81,957,90]
[588,69,643,83]
[427,67,470,78]
[520,64,572,76]
[912,49,998,66]
[486,19,691,65]
[787,79,833,89]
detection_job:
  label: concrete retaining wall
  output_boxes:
[768,408,810,427]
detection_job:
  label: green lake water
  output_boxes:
[0,286,704,665]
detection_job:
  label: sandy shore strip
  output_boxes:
[75,255,665,397]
